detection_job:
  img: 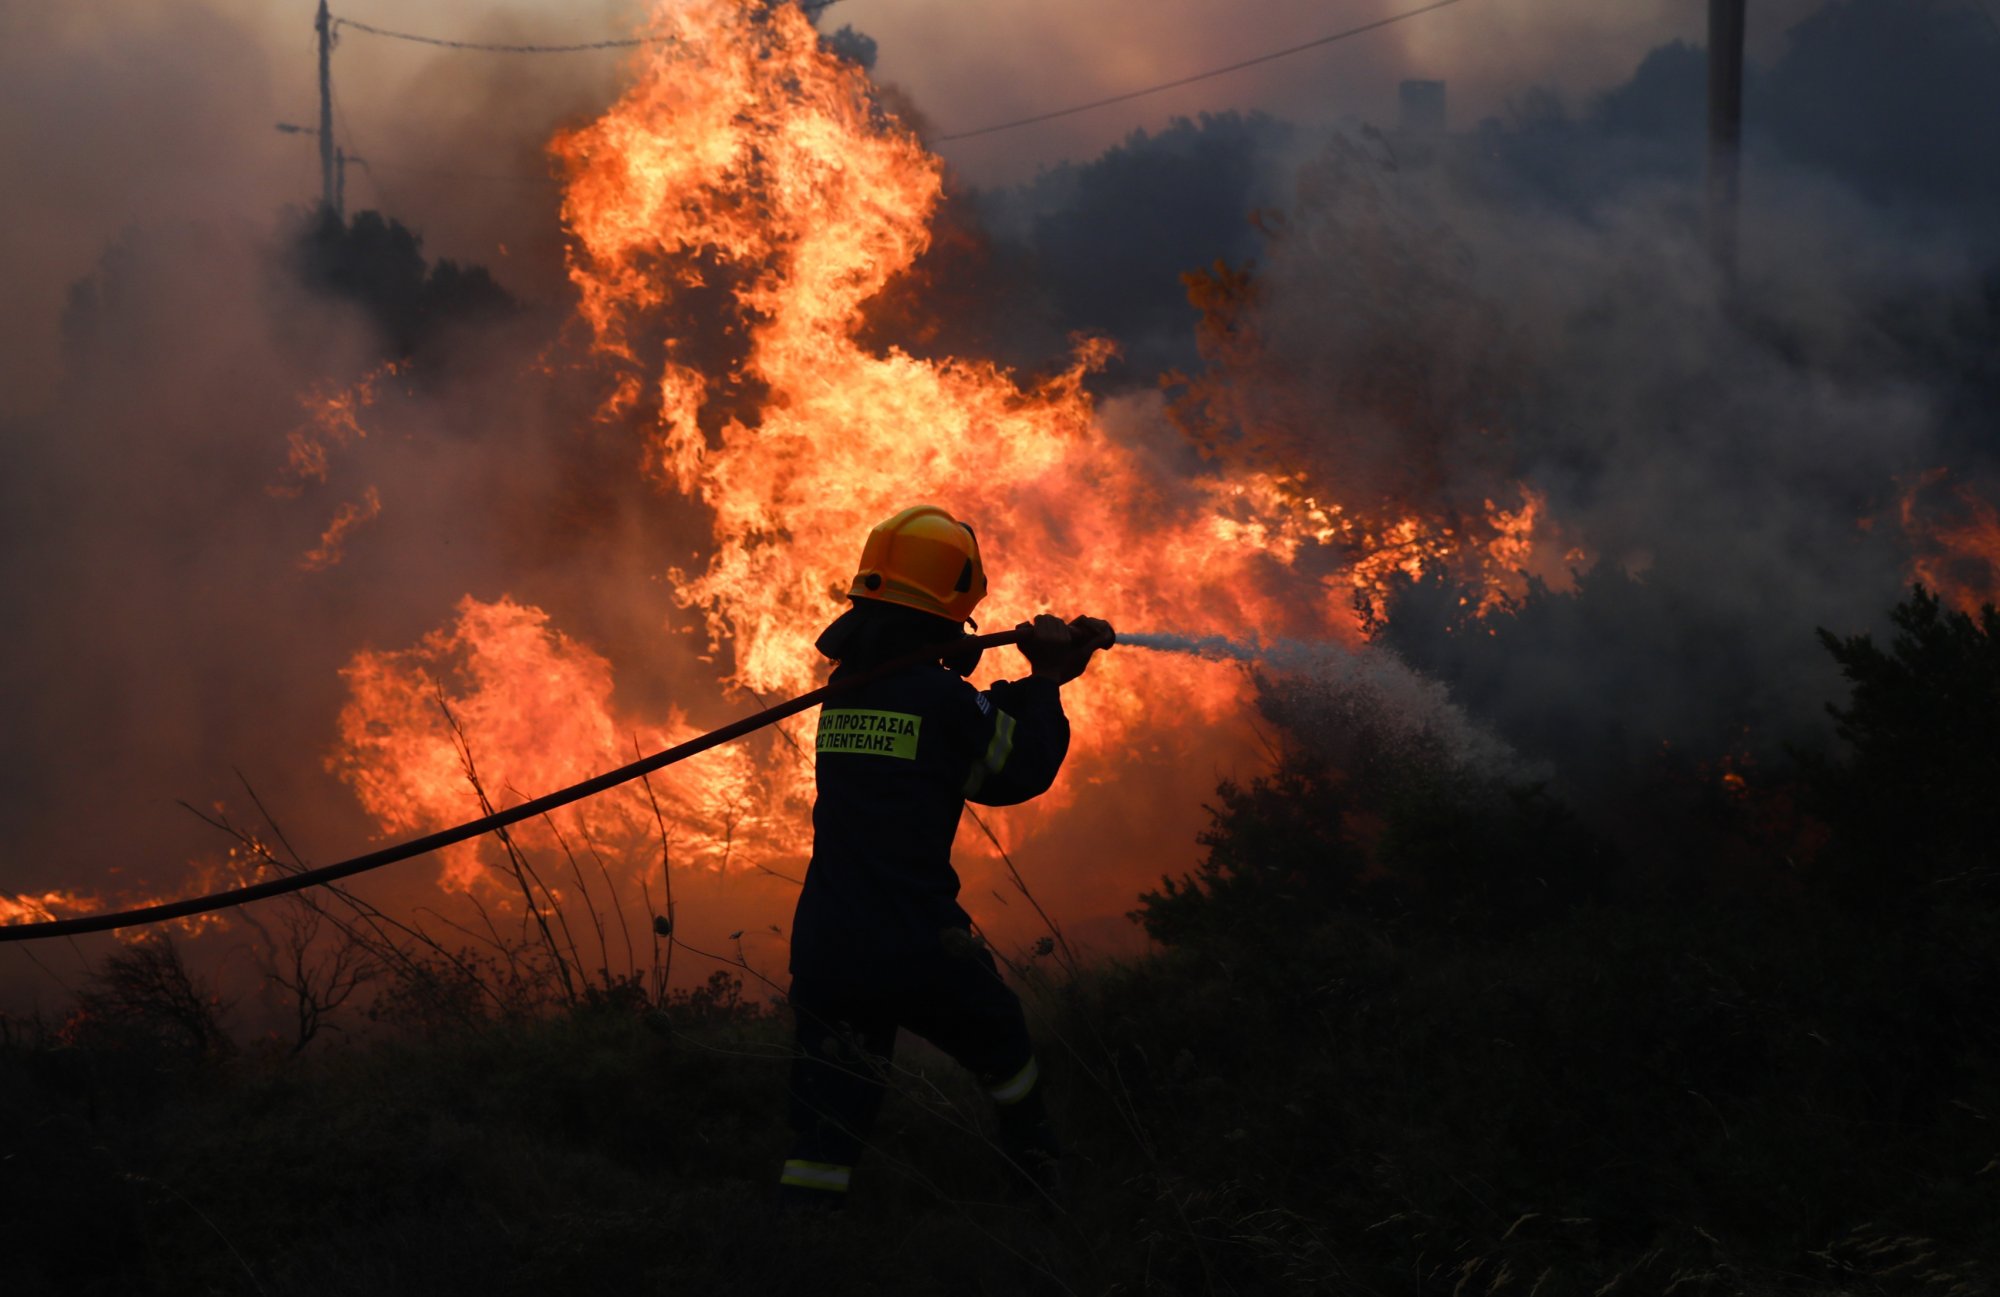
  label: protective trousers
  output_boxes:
[780,940,1056,1204]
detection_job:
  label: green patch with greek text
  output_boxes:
[815,708,922,759]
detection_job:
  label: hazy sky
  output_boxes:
[1,0,1830,416]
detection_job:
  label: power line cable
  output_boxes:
[331,0,845,54]
[334,15,660,53]
[318,3,1464,179]
[366,158,557,188]
[933,0,1474,143]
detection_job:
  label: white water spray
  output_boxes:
[1117,630,1523,779]
[1120,631,1341,671]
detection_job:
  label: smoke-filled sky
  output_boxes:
[2,0,1835,419]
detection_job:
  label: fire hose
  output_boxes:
[0,623,1111,944]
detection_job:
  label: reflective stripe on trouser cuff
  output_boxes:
[963,710,1018,796]
[988,1055,1039,1105]
[780,1160,853,1192]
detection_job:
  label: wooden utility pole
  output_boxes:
[1707,0,1747,282]
[316,0,336,215]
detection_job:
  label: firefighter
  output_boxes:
[778,504,1111,1211]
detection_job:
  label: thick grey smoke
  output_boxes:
[2,219,607,885]
[0,2,287,419]
[1252,134,1937,752]
[0,0,626,422]
[973,112,1297,383]
[1278,2,1997,783]
[984,0,2000,794]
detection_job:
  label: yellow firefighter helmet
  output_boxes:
[847,505,988,623]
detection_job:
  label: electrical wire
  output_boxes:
[333,15,661,53]
[933,0,1474,143]
[318,2,1468,179]
[365,158,556,188]
[331,0,845,54]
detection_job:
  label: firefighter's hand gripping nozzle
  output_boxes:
[1016,613,1116,685]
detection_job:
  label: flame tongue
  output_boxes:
[554,0,940,396]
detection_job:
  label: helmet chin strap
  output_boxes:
[940,634,984,677]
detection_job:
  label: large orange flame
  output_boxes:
[326,0,1557,952]
[1,890,103,926]
[545,0,1415,709]
[332,595,794,891]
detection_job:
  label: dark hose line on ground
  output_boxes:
[0,627,1042,943]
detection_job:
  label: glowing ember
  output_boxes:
[274,361,400,495]
[1899,468,2000,612]
[300,485,382,571]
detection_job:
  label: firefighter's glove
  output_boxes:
[1017,614,1115,685]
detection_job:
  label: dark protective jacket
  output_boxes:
[789,660,1069,984]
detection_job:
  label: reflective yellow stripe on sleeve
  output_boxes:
[962,710,1018,797]
[988,1055,1039,1106]
[780,1160,853,1192]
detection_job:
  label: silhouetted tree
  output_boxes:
[290,207,515,360]
[70,934,231,1062]
[1134,760,1363,949]
[1805,584,2000,902]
